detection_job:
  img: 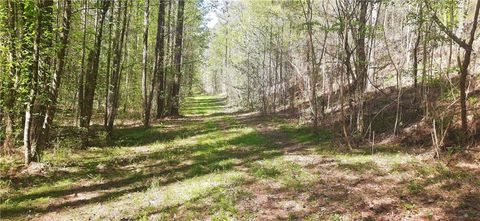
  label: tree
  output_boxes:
[353,0,369,134]
[170,0,186,116]
[79,0,110,129]
[106,0,129,141]
[155,0,167,119]
[141,0,152,127]
[40,0,73,150]
[23,0,55,164]
[1,0,18,156]
[427,0,480,134]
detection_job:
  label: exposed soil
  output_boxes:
[1,96,479,221]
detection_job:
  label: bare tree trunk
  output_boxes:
[106,0,128,142]
[301,0,319,129]
[340,59,352,150]
[155,0,167,119]
[429,0,480,133]
[382,7,403,136]
[142,0,152,126]
[458,0,480,133]
[104,1,115,127]
[165,0,174,113]
[412,3,423,100]
[77,0,88,127]
[339,9,353,150]
[354,0,368,135]
[170,0,185,116]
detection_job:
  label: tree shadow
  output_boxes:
[1,122,287,219]
[445,192,480,220]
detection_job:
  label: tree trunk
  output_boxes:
[155,0,167,119]
[430,0,480,133]
[3,0,18,156]
[301,0,318,129]
[28,0,55,162]
[412,3,423,97]
[80,0,110,128]
[142,0,152,126]
[104,0,115,127]
[170,0,185,116]
[106,0,128,142]
[24,0,47,165]
[77,0,88,127]
[354,0,368,134]
[459,0,480,133]
[41,0,73,149]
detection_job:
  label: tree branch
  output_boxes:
[425,1,471,51]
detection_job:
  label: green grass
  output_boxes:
[251,157,319,189]
[0,95,279,220]
[281,124,333,144]
[1,95,478,220]
[181,95,227,116]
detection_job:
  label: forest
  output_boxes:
[0,0,479,220]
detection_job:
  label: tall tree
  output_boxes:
[23,0,55,164]
[428,0,480,133]
[77,0,88,127]
[104,0,115,127]
[170,0,185,116]
[79,0,110,129]
[2,0,18,155]
[39,0,73,150]
[106,0,129,141]
[353,0,369,134]
[142,0,153,127]
[155,0,167,119]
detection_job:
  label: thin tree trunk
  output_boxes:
[142,0,152,126]
[3,0,18,155]
[458,0,480,133]
[104,0,115,127]
[429,0,480,133]
[77,0,88,127]
[412,3,423,96]
[166,0,176,114]
[301,0,319,129]
[106,0,128,142]
[80,0,110,128]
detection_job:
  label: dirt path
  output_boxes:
[2,96,479,220]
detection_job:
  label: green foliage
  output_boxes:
[252,164,281,178]
[280,124,332,144]
[0,157,17,177]
[403,202,417,211]
[330,213,345,221]
[407,180,424,194]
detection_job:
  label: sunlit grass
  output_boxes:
[251,157,319,189]
[334,153,416,167]
[2,95,476,220]
[67,171,248,220]
[181,95,227,116]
